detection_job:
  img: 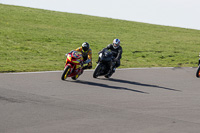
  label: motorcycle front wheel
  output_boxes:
[61,66,71,80]
[93,64,102,78]
[196,65,200,78]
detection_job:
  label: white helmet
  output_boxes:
[113,38,120,49]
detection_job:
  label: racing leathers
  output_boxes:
[75,47,92,69]
[105,44,122,69]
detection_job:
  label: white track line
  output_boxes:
[1,67,196,75]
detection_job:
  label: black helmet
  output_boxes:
[82,42,90,52]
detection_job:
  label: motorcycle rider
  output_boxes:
[74,42,92,70]
[101,38,122,76]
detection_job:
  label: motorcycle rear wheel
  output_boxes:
[61,66,71,80]
[71,74,79,80]
[93,64,101,78]
[105,73,112,78]
[196,65,200,78]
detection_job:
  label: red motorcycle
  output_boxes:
[61,51,84,80]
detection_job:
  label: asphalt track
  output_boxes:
[0,67,200,133]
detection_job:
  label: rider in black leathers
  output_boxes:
[100,38,122,76]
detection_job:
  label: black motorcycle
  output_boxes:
[93,49,115,78]
[196,53,200,78]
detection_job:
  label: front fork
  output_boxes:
[65,63,74,74]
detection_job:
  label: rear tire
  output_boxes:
[71,74,79,80]
[93,64,102,78]
[105,71,113,78]
[61,66,71,80]
[196,65,200,78]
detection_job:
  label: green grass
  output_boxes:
[1,4,200,72]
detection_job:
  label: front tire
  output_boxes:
[196,65,200,78]
[93,64,102,78]
[61,66,71,80]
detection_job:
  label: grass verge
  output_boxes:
[1,4,200,72]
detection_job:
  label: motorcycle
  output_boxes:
[61,50,84,80]
[196,53,200,78]
[93,49,116,78]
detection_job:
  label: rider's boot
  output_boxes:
[82,66,88,70]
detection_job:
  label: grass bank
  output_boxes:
[1,4,200,72]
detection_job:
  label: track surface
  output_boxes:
[0,67,200,133]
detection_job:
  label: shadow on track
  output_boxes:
[100,78,180,92]
[66,80,148,94]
